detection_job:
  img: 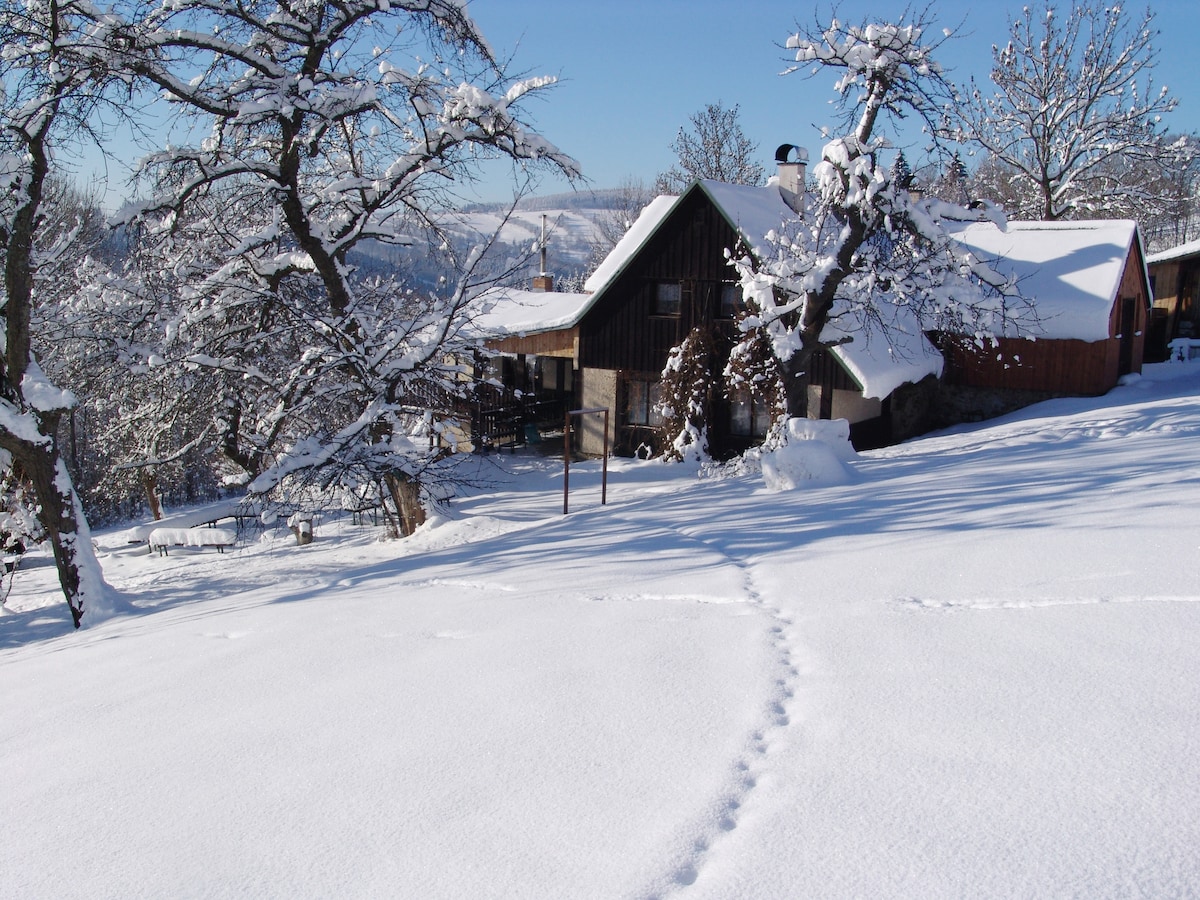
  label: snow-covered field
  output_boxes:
[4,364,1200,899]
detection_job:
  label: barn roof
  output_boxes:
[946,219,1143,341]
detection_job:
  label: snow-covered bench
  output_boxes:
[123,500,259,544]
[148,527,237,557]
[1169,338,1200,361]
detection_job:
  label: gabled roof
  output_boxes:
[1146,237,1200,266]
[946,219,1143,341]
[583,194,678,293]
[475,180,810,338]
[473,179,942,398]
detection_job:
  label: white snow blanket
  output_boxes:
[4,361,1200,898]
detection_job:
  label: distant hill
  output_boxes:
[357,187,653,291]
[462,187,642,215]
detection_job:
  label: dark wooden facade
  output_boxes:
[579,189,741,372]
[575,186,882,456]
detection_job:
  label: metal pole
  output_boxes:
[563,407,609,515]
[563,408,571,515]
[601,409,609,505]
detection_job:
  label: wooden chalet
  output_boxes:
[1146,238,1200,360]
[472,165,942,457]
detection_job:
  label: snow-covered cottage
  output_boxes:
[1146,238,1200,359]
[934,219,1151,420]
[473,170,941,457]
[471,162,1151,456]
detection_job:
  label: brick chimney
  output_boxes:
[775,143,808,215]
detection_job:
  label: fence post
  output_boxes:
[563,407,609,515]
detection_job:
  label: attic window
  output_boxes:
[653,282,682,316]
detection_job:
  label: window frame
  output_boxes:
[625,377,664,427]
[728,385,772,438]
[718,282,744,319]
[652,281,683,317]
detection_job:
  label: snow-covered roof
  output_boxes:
[467,287,592,340]
[468,194,681,340]
[584,181,802,295]
[474,183,797,339]
[698,178,800,256]
[947,220,1140,341]
[471,180,940,397]
[825,307,944,400]
[1146,237,1200,266]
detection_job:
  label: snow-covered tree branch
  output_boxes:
[110,0,579,536]
[0,0,134,626]
[731,13,1030,424]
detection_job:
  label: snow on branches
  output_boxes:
[731,12,1029,426]
[946,1,1184,221]
[107,0,580,530]
[0,0,131,625]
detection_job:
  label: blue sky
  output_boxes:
[465,0,1200,202]
[77,1,1200,208]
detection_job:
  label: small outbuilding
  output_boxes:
[934,219,1151,420]
[1146,238,1200,359]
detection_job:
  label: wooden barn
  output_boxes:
[934,219,1151,418]
[473,171,942,457]
[1146,238,1200,359]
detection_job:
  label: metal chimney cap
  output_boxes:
[775,144,809,164]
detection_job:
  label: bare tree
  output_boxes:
[1136,134,1200,252]
[655,102,765,194]
[946,2,1184,221]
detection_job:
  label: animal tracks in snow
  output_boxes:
[643,576,803,897]
[891,594,1200,612]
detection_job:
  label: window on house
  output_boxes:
[729,386,772,437]
[626,379,664,426]
[719,282,744,319]
[653,281,682,316]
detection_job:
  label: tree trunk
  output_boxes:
[141,470,164,521]
[384,471,426,538]
[781,349,812,419]
[1,430,101,628]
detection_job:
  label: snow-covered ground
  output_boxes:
[4,364,1200,899]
